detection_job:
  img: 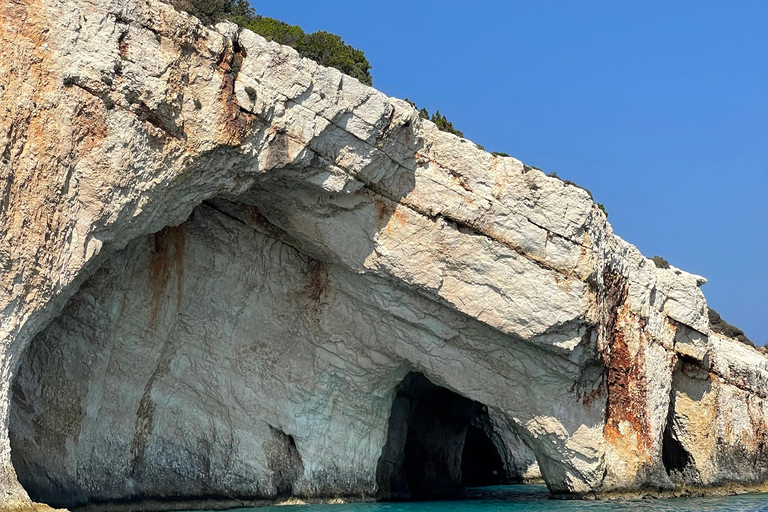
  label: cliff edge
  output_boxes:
[0,0,766,509]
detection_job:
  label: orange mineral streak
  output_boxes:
[0,0,106,300]
[390,207,409,231]
[601,271,654,468]
[374,196,396,230]
[71,100,110,157]
[216,44,257,146]
[302,260,330,321]
[147,224,187,329]
[582,381,606,409]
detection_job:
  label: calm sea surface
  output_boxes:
[187,485,768,512]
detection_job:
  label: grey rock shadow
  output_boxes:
[222,100,422,276]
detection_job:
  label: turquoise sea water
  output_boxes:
[197,486,768,512]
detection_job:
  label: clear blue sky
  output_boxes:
[253,1,767,345]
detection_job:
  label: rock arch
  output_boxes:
[2,0,766,509]
[7,196,591,507]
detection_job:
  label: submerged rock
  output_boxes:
[0,0,765,509]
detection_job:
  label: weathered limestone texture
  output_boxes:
[0,0,766,508]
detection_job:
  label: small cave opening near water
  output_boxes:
[461,423,507,487]
[662,422,695,482]
[375,372,520,501]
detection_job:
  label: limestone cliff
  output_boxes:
[0,0,766,509]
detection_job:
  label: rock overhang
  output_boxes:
[0,0,766,509]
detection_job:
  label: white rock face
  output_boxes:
[0,0,765,508]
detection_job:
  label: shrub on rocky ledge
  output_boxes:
[404,99,464,138]
[652,255,670,269]
[708,308,754,347]
[173,0,373,86]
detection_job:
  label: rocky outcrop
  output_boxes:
[0,0,766,509]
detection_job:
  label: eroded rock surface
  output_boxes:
[0,0,766,508]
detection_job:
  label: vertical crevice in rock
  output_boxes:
[662,360,688,479]
[662,357,705,485]
[662,419,693,479]
[264,426,304,499]
[128,341,178,484]
[374,375,412,501]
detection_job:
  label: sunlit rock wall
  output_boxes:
[1,0,766,508]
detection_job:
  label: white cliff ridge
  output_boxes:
[0,0,766,509]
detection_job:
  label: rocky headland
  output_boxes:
[0,0,766,510]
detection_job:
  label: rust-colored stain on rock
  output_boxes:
[217,43,257,145]
[147,223,187,328]
[303,260,330,320]
[601,270,654,464]
[374,196,396,229]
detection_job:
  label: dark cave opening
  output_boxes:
[375,372,510,501]
[265,426,304,499]
[461,423,507,488]
[662,424,690,474]
[662,357,705,483]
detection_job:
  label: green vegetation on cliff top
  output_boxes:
[174,2,614,222]
[174,0,372,85]
[708,308,754,347]
[174,1,483,142]
[404,98,464,138]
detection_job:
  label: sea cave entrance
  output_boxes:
[8,196,543,508]
[375,372,526,501]
[461,422,507,488]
